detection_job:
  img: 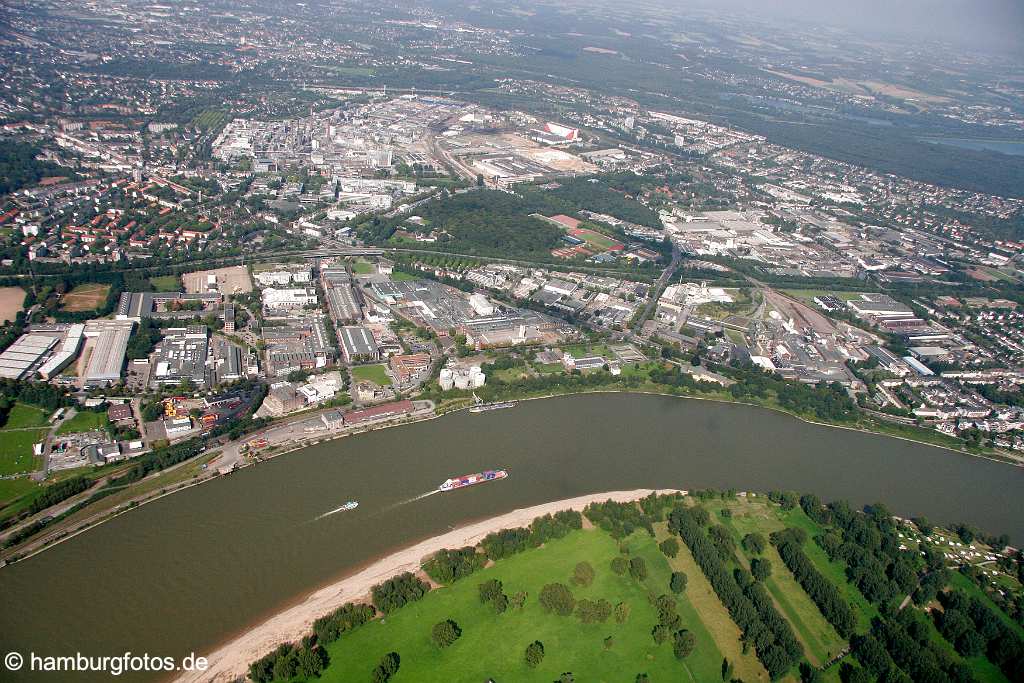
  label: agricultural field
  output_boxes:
[350,364,392,386]
[56,410,109,435]
[60,283,110,312]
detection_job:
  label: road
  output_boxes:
[629,242,681,340]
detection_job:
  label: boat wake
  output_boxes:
[383,489,440,511]
[315,502,358,520]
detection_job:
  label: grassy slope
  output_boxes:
[321,528,724,682]
[0,477,40,507]
[2,403,50,429]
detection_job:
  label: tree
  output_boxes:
[670,571,688,594]
[572,561,595,587]
[742,532,766,555]
[575,598,612,624]
[721,657,734,681]
[539,582,576,616]
[614,601,631,623]
[799,661,824,683]
[629,557,648,581]
[295,647,327,679]
[660,538,680,558]
[673,629,696,659]
[525,640,545,668]
[751,558,772,582]
[611,556,629,575]
[478,578,503,604]
[511,591,528,610]
[652,623,670,644]
[371,652,400,683]
[493,592,509,614]
[431,619,462,648]
[636,675,650,683]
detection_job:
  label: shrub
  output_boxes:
[611,556,629,575]
[670,571,688,594]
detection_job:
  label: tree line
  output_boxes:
[770,527,856,638]
[668,505,803,679]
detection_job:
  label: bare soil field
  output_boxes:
[60,283,110,312]
[0,286,25,323]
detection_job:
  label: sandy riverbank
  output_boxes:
[178,488,679,683]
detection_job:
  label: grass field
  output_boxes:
[391,270,418,282]
[570,228,623,251]
[0,429,46,475]
[60,283,110,312]
[56,410,109,435]
[351,260,375,274]
[350,364,392,386]
[2,403,50,430]
[149,275,181,292]
[190,109,228,132]
[321,527,727,682]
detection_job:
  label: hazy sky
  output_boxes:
[695,0,1024,54]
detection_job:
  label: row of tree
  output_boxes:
[937,589,1024,680]
[668,505,803,679]
[478,510,583,561]
[771,528,856,638]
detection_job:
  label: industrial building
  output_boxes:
[262,287,318,313]
[340,325,379,363]
[0,333,58,380]
[439,365,485,390]
[117,291,222,321]
[151,326,209,388]
[322,267,361,322]
[83,320,134,387]
[37,323,84,380]
[263,317,335,377]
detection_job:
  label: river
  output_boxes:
[1,393,1021,681]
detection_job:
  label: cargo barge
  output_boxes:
[469,401,517,413]
[438,469,508,491]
